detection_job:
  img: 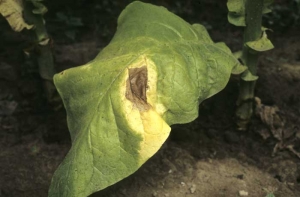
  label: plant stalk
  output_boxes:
[23,2,57,105]
[236,0,263,130]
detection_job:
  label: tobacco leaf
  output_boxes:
[227,0,274,26]
[227,0,246,26]
[246,30,274,52]
[0,0,33,31]
[49,2,243,197]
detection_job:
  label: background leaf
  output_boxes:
[227,0,274,26]
[227,0,246,26]
[263,0,274,14]
[29,0,48,15]
[0,0,33,31]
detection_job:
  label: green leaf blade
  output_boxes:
[246,31,274,52]
[241,70,259,81]
[227,0,246,26]
[0,0,34,31]
[49,2,244,196]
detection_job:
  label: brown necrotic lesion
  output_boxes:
[126,66,150,111]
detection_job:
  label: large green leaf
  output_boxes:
[49,2,243,197]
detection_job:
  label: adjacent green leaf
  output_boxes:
[0,0,33,31]
[232,64,247,74]
[227,0,273,26]
[227,0,246,26]
[261,26,272,32]
[241,70,259,81]
[246,30,274,52]
[263,0,274,14]
[231,51,247,74]
[28,0,48,15]
[265,193,276,197]
[233,50,243,59]
[49,2,243,197]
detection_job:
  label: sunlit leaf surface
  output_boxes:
[49,2,243,197]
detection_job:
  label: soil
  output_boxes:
[1,1,300,197]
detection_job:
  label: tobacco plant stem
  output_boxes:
[24,2,57,104]
[236,0,263,130]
